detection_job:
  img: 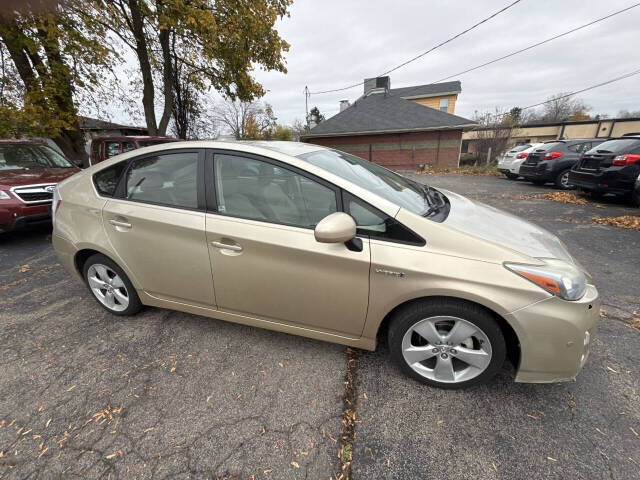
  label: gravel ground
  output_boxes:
[1,174,639,479]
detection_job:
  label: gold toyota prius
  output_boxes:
[52,141,600,389]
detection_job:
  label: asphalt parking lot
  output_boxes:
[1,174,639,479]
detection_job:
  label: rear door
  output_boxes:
[102,148,215,306]
[204,150,371,336]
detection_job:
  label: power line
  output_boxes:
[308,0,524,95]
[430,2,640,85]
[484,67,640,120]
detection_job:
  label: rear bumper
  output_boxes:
[568,169,635,195]
[507,284,600,383]
[52,233,83,281]
[519,163,553,181]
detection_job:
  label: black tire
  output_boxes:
[388,298,506,389]
[630,189,640,207]
[554,168,575,190]
[82,253,143,316]
[505,172,519,180]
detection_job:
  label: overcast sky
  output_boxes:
[252,0,639,125]
[102,0,639,128]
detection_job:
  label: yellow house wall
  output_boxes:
[612,120,640,136]
[410,94,457,114]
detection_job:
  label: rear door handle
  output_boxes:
[211,241,242,252]
[109,219,132,229]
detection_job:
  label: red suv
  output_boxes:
[90,136,177,165]
[0,140,80,233]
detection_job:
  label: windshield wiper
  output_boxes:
[420,185,445,217]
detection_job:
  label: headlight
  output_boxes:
[505,258,587,301]
[0,190,10,200]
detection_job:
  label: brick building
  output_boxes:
[301,76,475,169]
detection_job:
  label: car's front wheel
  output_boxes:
[83,253,142,316]
[505,172,519,180]
[388,299,506,389]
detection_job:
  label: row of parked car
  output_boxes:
[0,136,175,233]
[497,135,640,206]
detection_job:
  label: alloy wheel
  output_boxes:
[401,316,492,384]
[561,171,571,188]
[87,263,129,312]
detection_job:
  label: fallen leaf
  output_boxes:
[66,385,76,392]
[290,461,299,468]
[263,469,272,474]
[630,427,638,436]
[592,215,640,231]
[18,265,30,273]
[547,457,557,462]
[535,192,587,205]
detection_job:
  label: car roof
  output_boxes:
[93,136,177,141]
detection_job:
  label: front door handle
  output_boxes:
[211,241,243,252]
[109,219,132,229]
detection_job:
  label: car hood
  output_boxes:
[0,168,80,188]
[440,188,573,262]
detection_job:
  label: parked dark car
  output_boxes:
[518,139,605,189]
[90,136,177,165]
[0,140,80,233]
[568,136,640,206]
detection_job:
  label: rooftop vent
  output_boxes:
[364,76,390,95]
[339,100,350,112]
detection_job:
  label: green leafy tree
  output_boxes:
[81,0,292,136]
[308,106,324,126]
[0,2,113,164]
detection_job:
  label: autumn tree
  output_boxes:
[308,106,325,127]
[213,99,276,140]
[0,1,113,164]
[540,93,591,122]
[81,0,292,137]
[472,109,514,163]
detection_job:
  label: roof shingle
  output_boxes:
[303,88,475,138]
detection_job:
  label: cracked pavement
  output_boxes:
[1,174,639,479]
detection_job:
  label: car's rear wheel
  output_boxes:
[554,169,574,190]
[83,254,142,316]
[505,172,519,180]
[388,299,506,389]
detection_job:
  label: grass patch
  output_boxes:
[415,164,501,177]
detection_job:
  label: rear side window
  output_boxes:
[125,152,198,209]
[93,161,126,197]
[344,194,424,245]
[567,143,591,154]
[122,141,135,153]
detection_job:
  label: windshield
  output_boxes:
[0,144,72,170]
[587,138,640,154]
[298,149,431,215]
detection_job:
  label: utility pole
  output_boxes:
[304,86,310,131]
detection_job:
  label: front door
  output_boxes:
[204,151,370,336]
[102,149,215,307]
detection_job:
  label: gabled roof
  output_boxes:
[79,116,147,132]
[302,90,475,138]
[389,80,461,99]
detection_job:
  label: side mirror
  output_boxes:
[314,212,356,244]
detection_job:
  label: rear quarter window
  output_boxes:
[587,139,640,154]
[93,161,126,197]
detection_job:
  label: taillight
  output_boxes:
[612,154,640,166]
[544,151,563,160]
[516,152,529,159]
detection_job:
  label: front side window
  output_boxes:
[299,149,430,216]
[125,152,198,209]
[105,141,121,159]
[214,154,337,228]
[439,98,449,112]
[93,161,126,197]
[122,141,135,153]
[345,195,423,245]
[0,144,72,170]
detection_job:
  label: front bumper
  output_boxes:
[0,202,51,233]
[506,284,600,383]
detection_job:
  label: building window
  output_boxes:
[439,98,449,112]
[461,140,469,153]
